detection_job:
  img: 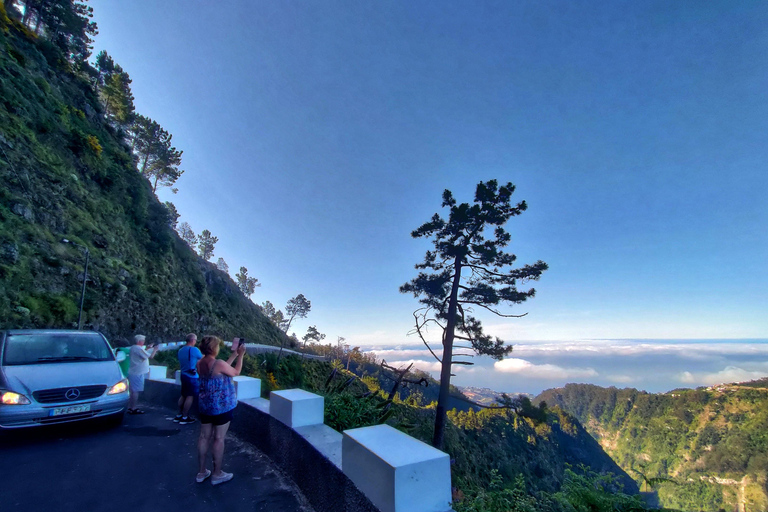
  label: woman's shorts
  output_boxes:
[128,373,145,392]
[199,410,234,426]
[180,374,199,397]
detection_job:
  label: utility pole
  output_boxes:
[62,239,90,330]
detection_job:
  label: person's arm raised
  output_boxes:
[219,345,246,377]
[225,338,240,365]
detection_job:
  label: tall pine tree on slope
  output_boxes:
[401,180,548,449]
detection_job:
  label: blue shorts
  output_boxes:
[128,373,146,392]
[180,374,199,397]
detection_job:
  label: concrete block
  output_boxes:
[240,397,270,414]
[270,389,324,428]
[148,365,167,380]
[296,423,343,468]
[233,376,261,400]
[342,424,451,512]
[174,370,181,385]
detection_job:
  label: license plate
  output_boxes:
[50,404,91,416]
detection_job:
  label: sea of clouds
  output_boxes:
[362,339,768,395]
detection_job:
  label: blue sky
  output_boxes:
[91,1,768,393]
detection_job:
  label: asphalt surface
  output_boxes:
[0,404,316,512]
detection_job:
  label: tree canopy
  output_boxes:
[284,293,311,334]
[130,114,184,192]
[216,258,229,274]
[196,229,217,260]
[177,221,196,247]
[302,325,325,348]
[14,0,98,63]
[235,266,260,297]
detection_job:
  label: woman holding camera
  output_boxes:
[195,336,245,485]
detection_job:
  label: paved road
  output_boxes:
[0,404,315,512]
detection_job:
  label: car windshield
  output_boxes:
[3,333,114,365]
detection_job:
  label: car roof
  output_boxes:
[2,330,105,336]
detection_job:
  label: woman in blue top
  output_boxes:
[194,335,245,486]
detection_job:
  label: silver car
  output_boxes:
[0,329,129,429]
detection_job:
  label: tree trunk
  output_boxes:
[276,313,294,363]
[140,151,149,174]
[433,256,462,450]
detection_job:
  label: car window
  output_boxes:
[3,334,114,365]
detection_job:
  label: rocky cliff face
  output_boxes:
[0,16,287,346]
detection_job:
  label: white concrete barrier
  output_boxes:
[342,424,452,512]
[174,370,181,385]
[234,376,261,400]
[148,365,167,380]
[270,389,324,428]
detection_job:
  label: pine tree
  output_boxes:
[235,266,260,296]
[197,230,218,260]
[284,294,311,334]
[302,325,325,348]
[216,258,229,274]
[260,301,287,330]
[401,180,548,449]
[94,50,117,88]
[100,71,134,125]
[177,222,196,247]
[129,115,183,192]
[163,202,179,229]
[21,0,98,63]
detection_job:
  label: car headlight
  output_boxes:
[107,379,129,395]
[1,390,31,405]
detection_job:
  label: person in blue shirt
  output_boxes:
[175,333,203,424]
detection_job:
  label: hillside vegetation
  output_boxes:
[0,8,286,345]
[536,382,768,511]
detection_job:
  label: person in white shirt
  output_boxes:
[127,334,159,414]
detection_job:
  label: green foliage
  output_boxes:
[324,392,384,432]
[283,293,310,333]
[656,480,723,512]
[537,383,768,511]
[196,229,217,260]
[129,113,183,192]
[554,466,649,512]
[235,266,259,297]
[454,472,538,512]
[455,466,649,512]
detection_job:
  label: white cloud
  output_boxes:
[383,359,476,374]
[493,358,598,380]
[382,359,443,372]
[677,366,768,386]
[365,347,436,360]
[511,340,768,360]
[606,374,635,384]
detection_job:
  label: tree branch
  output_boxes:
[457,301,529,318]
